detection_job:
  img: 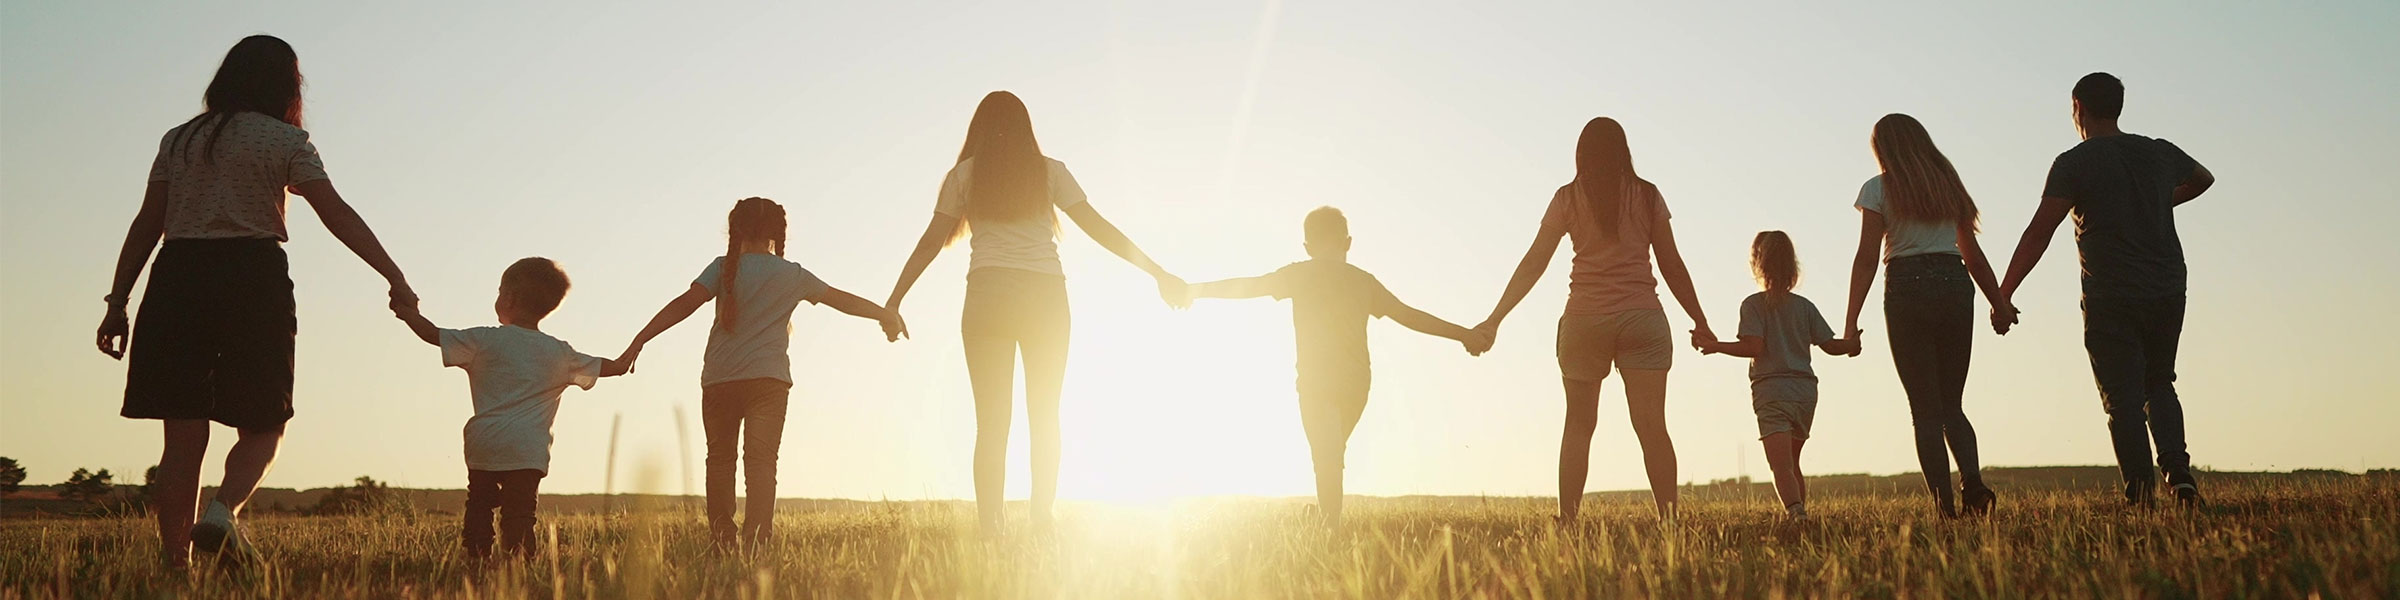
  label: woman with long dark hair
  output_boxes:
[884,91,1183,535]
[1840,114,2010,517]
[1473,117,1714,523]
[96,35,415,567]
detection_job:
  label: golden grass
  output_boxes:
[3,477,2394,599]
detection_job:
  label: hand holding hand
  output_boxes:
[1824,336,1862,357]
[388,281,419,316]
[1990,301,2021,335]
[1471,320,1500,348]
[1156,273,1190,310]
[616,343,644,374]
[95,307,129,360]
[1843,326,1866,356]
[1462,329,1494,356]
[1688,325,1716,352]
[881,311,910,342]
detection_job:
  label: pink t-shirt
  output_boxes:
[1541,180,1670,315]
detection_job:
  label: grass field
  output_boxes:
[4,476,2395,599]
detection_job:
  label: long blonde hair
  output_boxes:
[1751,231,1799,308]
[1571,117,1651,243]
[949,91,1053,245]
[1870,114,1978,230]
[718,197,787,333]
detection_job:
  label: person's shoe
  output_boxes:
[1962,487,1998,517]
[2125,482,2158,509]
[189,500,237,553]
[2172,483,2203,509]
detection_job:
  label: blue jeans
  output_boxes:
[2083,296,2193,499]
[1884,254,1987,504]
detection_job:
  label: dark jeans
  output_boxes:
[703,378,791,545]
[960,268,1072,529]
[2083,296,2193,499]
[1883,254,1986,505]
[464,468,543,558]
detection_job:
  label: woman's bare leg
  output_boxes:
[1557,378,1603,521]
[213,424,285,513]
[156,420,210,567]
[1620,368,1678,519]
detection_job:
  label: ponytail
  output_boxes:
[718,197,788,333]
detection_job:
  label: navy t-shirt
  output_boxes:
[2040,134,2199,299]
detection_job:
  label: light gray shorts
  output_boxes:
[1555,308,1674,382]
[1751,377,1819,440]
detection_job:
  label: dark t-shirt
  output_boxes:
[1260,259,1401,386]
[2040,134,2198,299]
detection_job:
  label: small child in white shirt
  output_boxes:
[395,257,629,559]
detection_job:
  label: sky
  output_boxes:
[4,1,2396,502]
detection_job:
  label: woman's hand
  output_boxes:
[1990,299,2021,335]
[1688,322,1716,351]
[881,311,910,342]
[388,280,419,316]
[1155,273,1190,309]
[1471,319,1501,351]
[96,306,130,360]
[616,343,644,374]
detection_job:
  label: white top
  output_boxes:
[1854,176,1961,262]
[696,254,830,387]
[147,112,329,241]
[440,325,606,473]
[933,157,1090,276]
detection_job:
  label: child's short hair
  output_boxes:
[1304,206,1348,243]
[1751,231,1799,296]
[501,257,572,319]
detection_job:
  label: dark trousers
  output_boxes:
[2083,296,2193,499]
[702,378,791,545]
[464,468,544,558]
[1299,377,1370,519]
[1883,255,1986,505]
[960,268,1072,528]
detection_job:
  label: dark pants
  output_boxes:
[960,268,1071,529]
[2083,296,2193,499]
[1883,254,1986,505]
[702,378,791,545]
[464,469,543,558]
[1299,377,1370,520]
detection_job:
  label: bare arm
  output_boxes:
[1476,220,1566,333]
[599,359,631,378]
[622,283,713,367]
[293,179,414,311]
[1842,210,1885,340]
[1061,203,1173,279]
[812,286,903,329]
[1650,217,1713,342]
[1995,196,2076,334]
[884,213,961,311]
[2173,162,2215,206]
[395,307,439,346]
[1388,300,1475,344]
[1700,335,1765,359]
[1188,276,1277,300]
[1957,219,2007,309]
[96,181,169,359]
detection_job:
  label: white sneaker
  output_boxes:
[191,500,262,566]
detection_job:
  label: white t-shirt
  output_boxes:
[695,254,830,387]
[147,112,330,241]
[440,325,606,473]
[1854,176,1961,262]
[934,156,1090,276]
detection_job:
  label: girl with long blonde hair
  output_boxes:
[1840,114,2013,518]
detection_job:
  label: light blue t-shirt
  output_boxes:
[694,254,830,387]
[1736,292,1836,382]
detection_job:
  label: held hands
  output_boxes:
[1156,273,1190,309]
[615,342,644,375]
[880,311,910,342]
[1990,299,2021,335]
[1687,322,1716,352]
[1823,335,1863,357]
[1470,320,1501,353]
[388,280,419,317]
[1461,328,1493,356]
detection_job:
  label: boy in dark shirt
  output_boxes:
[1176,207,1488,526]
[1996,72,2217,507]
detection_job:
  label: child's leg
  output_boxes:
[462,470,500,558]
[1761,433,1804,511]
[699,385,747,544]
[740,384,791,544]
[1297,381,1368,524]
[496,470,543,557]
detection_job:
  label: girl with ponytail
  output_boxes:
[622,197,902,549]
[1839,114,2011,518]
[1695,231,1860,521]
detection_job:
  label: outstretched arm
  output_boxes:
[2173,163,2215,206]
[1650,218,1714,344]
[293,180,414,313]
[885,213,960,311]
[1957,219,2012,328]
[621,283,713,367]
[1476,220,1566,336]
[1188,276,1277,300]
[811,286,905,339]
[1843,210,1884,342]
[1995,196,2075,334]
[1699,335,1765,358]
[599,358,631,378]
[97,181,168,359]
[1388,299,1487,356]
[395,305,439,346]
[1061,203,1173,279]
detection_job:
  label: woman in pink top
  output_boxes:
[1473,117,1715,523]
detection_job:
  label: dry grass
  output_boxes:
[3,477,2395,598]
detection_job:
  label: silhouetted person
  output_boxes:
[622,198,900,549]
[392,258,631,560]
[1473,117,1716,523]
[96,35,416,569]
[1697,232,1860,521]
[884,91,1184,536]
[1996,73,2216,508]
[1171,207,1486,527]
[1838,114,2012,518]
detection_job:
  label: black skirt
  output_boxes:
[121,238,297,430]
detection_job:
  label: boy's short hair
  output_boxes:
[501,257,571,319]
[1304,206,1348,243]
[2073,72,2124,120]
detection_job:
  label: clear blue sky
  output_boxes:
[4,1,2395,500]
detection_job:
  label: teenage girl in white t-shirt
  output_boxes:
[621,197,901,548]
[883,91,1185,536]
[97,35,417,569]
[1838,114,2013,518]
